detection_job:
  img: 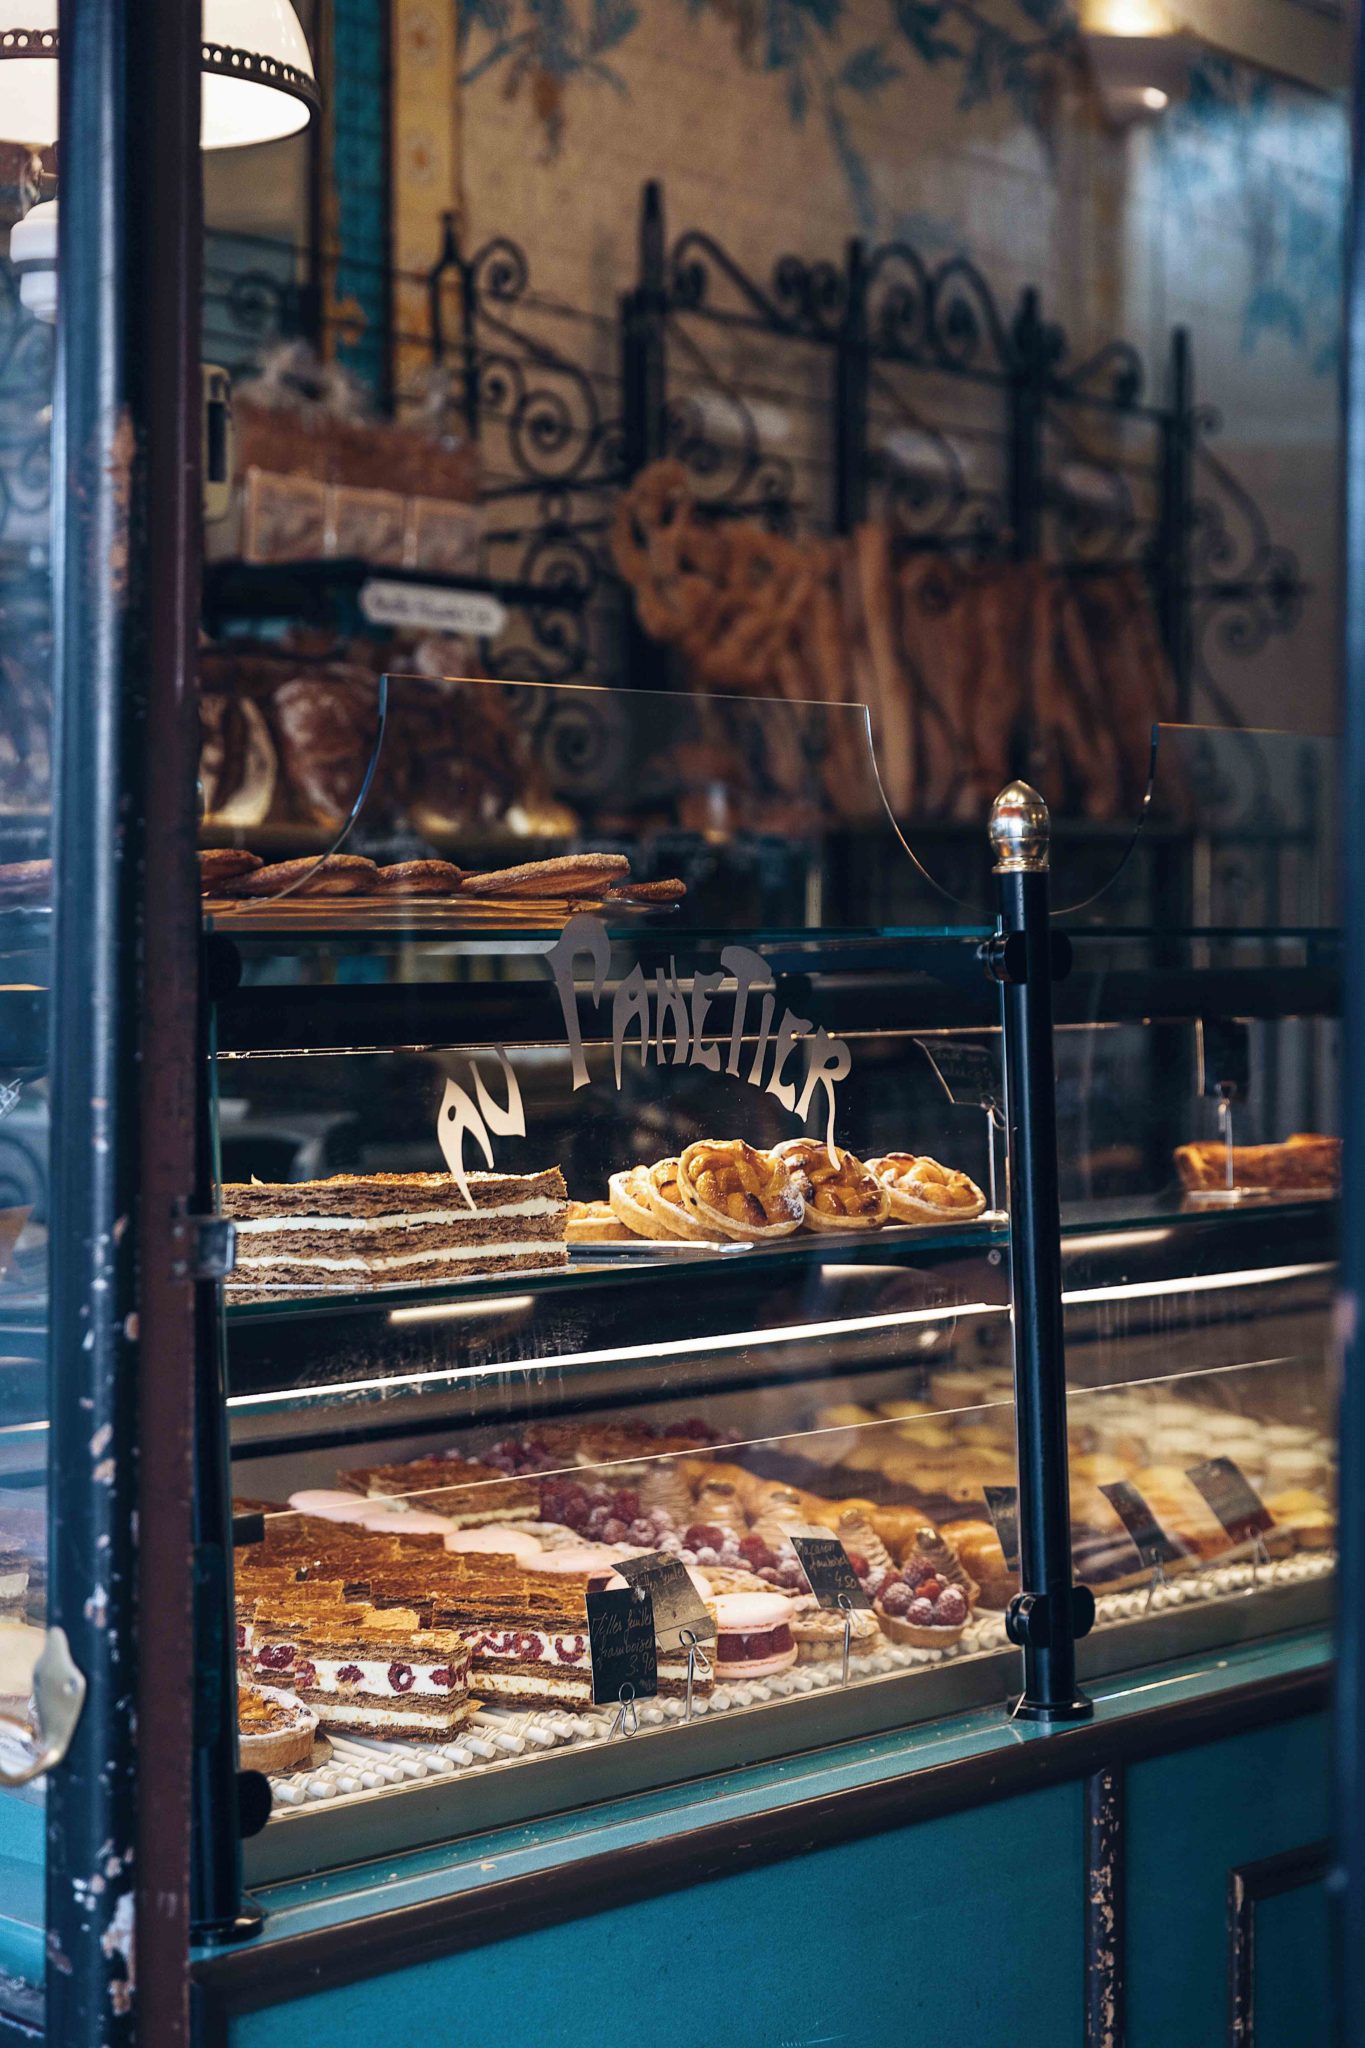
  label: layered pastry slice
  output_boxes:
[245,1601,474,1740]
[221,1168,568,1290]
[339,1457,541,1527]
[772,1139,890,1231]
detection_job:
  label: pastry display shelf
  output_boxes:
[207,927,1339,1057]
[238,1556,1334,1883]
[220,1196,1335,1458]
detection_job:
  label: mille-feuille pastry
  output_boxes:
[566,1199,636,1245]
[374,859,465,896]
[459,853,630,900]
[607,1167,678,1241]
[865,1153,987,1225]
[644,1158,713,1242]
[677,1139,804,1242]
[771,1138,890,1232]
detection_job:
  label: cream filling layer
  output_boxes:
[233,1197,563,1234]
[236,1239,566,1274]
[474,1671,592,1701]
[301,1655,469,1697]
[309,1700,471,1730]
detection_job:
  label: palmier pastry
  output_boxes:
[459,853,629,900]
[374,860,465,896]
[604,877,687,905]
[607,1167,678,1241]
[220,854,378,898]
[566,1199,635,1245]
[772,1138,890,1232]
[677,1139,804,1242]
[644,1157,712,1242]
[865,1153,987,1225]
[199,848,262,891]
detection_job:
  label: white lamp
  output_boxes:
[3,0,317,318]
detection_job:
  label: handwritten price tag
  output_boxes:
[613,1553,714,1651]
[788,1530,873,1612]
[1184,1458,1273,1546]
[982,1484,1021,1572]
[585,1586,658,1706]
[1099,1481,1189,1570]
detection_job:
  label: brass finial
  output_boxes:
[989,781,1050,873]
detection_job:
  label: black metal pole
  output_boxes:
[989,782,1093,1721]
[833,238,868,535]
[1008,287,1045,563]
[45,0,181,2034]
[1157,326,1194,722]
[620,180,669,686]
[1333,20,1365,2041]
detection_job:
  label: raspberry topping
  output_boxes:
[918,1578,943,1604]
[684,1523,728,1553]
[429,1665,460,1690]
[907,1597,935,1627]
[553,1634,587,1664]
[257,1643,294,1670]
[933,1586,968,1626]
[388,1662,415,1693]
[335,1664,364,1686]
[845,1550,869,1580]
[878,1582,913,1617]
[294,1660,317,1687]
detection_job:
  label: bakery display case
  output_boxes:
[193,681,1338,1887]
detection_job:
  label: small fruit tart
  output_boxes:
[771,1139,890,1232]
[237,1683,317,1773]
[678,1139,804,1241]
[874,1572,971,1646]
[865,1153,987,1225]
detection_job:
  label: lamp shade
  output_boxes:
[0,0,316,149]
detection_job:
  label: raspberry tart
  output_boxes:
[772,1139,890,1232]
[677,1139,804,1242]
[865,1153,987,1225]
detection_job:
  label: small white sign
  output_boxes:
[359,578,507,638]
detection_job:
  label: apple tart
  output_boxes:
[772,1138,890,1232]
[677,1139,804,1242]
[644,1157,713,1242]
[865,1153,987,1225]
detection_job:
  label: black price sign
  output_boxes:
[1184,1458,1273,1547]
[788,1531,873,1612]
[917,1039,998,1109]
[1099,1481,1189,1570]
[585,1586,658,1706]
[982,1485,1021,1572]
[613,1553,715,1651]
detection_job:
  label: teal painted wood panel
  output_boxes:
[1253,1878,1332,2048]
[1125,1712,1331,2048]
[230,1782,1085,2048]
